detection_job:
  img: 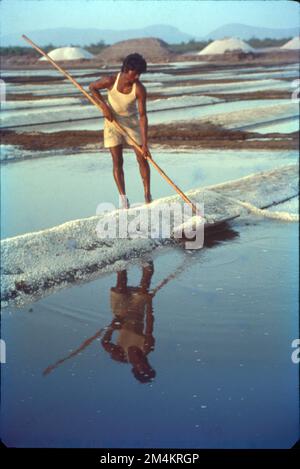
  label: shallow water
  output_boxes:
[7,98,295,133]
[1,218,298,448]
[154,79,292,96]
[3,60,297,133]
[5,76,292,101]
[1,95,221,129]
[1,148,298,238]
[2,62,296,79]
[143,69,298,83]
[1,68,104,78]
[246,116,300,134]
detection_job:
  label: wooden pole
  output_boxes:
[22,34,199,215]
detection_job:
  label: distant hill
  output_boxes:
[1,25,193,47]
[96,38,175,63]
[204,23,299,40]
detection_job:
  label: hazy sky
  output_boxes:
[1,0,299,37]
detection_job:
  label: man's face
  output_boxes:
[125,68,140,84]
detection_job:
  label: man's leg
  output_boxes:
[134,148,152,204]
[140,261,154,292]
[115,270,128,293]
[110,145,129,208]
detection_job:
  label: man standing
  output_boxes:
[89,53,152,209]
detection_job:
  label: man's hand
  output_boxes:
[142,144,151,159]
[89,76,115,122]
[145,334,155,351]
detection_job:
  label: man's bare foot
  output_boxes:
[120,195,130,209]
[145,194,152,204]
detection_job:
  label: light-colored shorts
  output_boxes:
[104,115,142,148]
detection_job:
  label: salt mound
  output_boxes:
[199,37,254,55]
[281,37,300,50]
[96,37,174,63]
[40,47,94,61]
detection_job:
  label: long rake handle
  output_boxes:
[22,34,198,214]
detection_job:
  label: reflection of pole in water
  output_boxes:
[43,328,104,376]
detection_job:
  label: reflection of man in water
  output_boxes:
[101,262,155,383]
[43,227,239,379]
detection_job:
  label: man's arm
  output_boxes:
[89,76,115,121]
[136,82,151,158]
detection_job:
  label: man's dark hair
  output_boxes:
[121,53,147,74]
[131,365,156,383]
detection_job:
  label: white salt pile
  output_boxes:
[281,37,300,50]
[198,37,254,55]
[40,47,94,61]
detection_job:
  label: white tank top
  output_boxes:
[107,73,138,117]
